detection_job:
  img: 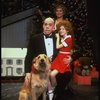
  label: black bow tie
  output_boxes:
[44,35,53,39]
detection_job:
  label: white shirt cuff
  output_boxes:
[61,41,68,47]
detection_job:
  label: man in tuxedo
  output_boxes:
[25,17,58,74]
[24,17,58,100]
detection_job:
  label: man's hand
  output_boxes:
[63,55,72,64]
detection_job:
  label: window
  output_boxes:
[16,59,23,65]
[6,59,13,65]
[16,68,22,74]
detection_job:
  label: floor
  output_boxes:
[1,79,99,100]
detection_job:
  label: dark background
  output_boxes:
[87,0,100,70]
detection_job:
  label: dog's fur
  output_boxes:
[19,54,51,100]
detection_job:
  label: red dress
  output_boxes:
[51,35,72,73]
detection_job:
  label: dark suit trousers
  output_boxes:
[53,71,72,100]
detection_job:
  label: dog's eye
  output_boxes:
[44,55,47,58]
[38,56,40,59]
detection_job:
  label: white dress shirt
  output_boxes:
[44,35,53,58]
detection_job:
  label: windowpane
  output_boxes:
[6,59,13,65]
[16,59,23,65]
[16,68,22,74]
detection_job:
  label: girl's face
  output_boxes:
[59,26,68,37]
[55,8,64,18]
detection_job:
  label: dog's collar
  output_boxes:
[32,66,45,74]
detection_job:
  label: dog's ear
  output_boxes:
[46,57,51,67]
[32,57,37,64]
[48,58,52,63]
[32,57,38,69]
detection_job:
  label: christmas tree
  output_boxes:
[55,0,96,67]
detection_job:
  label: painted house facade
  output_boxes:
[1,48,27,76]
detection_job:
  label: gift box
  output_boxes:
[73,59,92,85]
[73,73,91,85]
[90,67,99,78]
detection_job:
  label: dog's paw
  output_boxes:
[33,83,41,88]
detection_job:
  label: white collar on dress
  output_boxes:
[61,35,71,41]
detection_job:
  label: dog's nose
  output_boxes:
[41,59,44,62]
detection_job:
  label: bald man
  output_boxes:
[25,17,58,74]
[24,17,58,100]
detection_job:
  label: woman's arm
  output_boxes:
[56,34,63,49]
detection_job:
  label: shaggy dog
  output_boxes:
[19,54,51,100]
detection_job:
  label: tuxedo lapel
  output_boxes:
[52,34,58,60]
[40,34,47,54]
[52,34,56,54]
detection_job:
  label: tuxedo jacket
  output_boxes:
[25,33,58,73]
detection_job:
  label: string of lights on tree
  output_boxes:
[62,0,96,66]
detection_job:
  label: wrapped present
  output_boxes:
[73,73,91,85]
[91,67,99,78]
